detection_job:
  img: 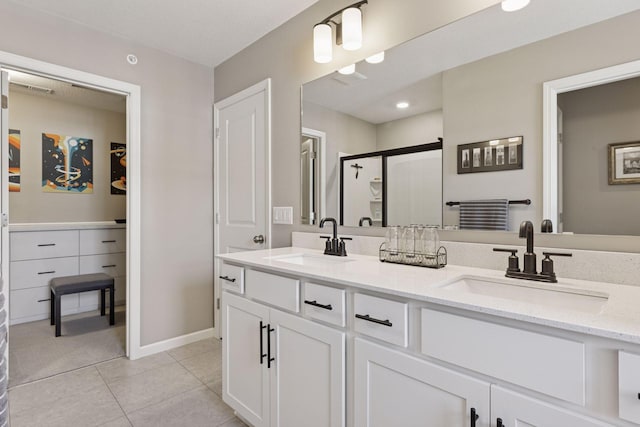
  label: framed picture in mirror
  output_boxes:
[608,141,640,185]
[457,136,523,174]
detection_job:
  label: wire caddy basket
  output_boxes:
[379,242,447,269]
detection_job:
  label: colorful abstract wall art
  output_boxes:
[8,129,21,192]
[42,133,93,193]
[110,142,126,195]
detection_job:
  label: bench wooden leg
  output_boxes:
[50,290,55,326]
[55,295,62,337]
[100,288,106,316]
[109,285,115,326]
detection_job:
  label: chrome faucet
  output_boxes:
[493,220,572,283]
[319,217,350,256]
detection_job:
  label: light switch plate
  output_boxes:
[273,207,293,225]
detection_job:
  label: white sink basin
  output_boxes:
[266,253,354,267]
[439,276,608,313]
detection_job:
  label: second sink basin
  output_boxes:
[439,276,608,314]
[266,253,354,267]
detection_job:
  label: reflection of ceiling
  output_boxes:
[7,0,320,68]
[8,70,126,113]
[303,0,640,125]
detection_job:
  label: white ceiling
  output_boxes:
[303,0,640,124]
[8,0,320,68]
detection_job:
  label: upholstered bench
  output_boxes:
[50,273,115,337]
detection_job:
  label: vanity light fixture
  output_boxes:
[313,0,367,63]
[396,101,409,109]
[501,0,530,12]
[338,64,356,75]
[365,51,385,64]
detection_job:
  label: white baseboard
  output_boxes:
[132,328,216,360]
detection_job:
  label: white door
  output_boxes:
[222,292,270,427]
[491,385,611,427]
[354,338,490,427]
[214,79,271,337]
[270,309,345,427]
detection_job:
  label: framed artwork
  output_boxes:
[110,142,126,194]
[457,136,523,174]
[42,133,93,193]
[608,141,640,185]
[8,129,20,192]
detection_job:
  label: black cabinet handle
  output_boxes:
[304,300,333,311]
[267,324,275,368]
[219,275,236,283]
[470,408,479,427]
[637,393,640,400]
[497,418,504,427]
[102,264,117,268]
[259,321,267,365]
[355,313,392,327]
[37,298,51,303]
[37,271,56,275]
[37,243,55,247]
[102,240,117,243]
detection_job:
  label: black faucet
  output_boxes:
[359,217,373,227]
[493,220,572,283]
[319,217,350,256]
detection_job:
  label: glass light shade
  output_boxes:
[501,0,530,12]
[365,51,385,64]
[396,101,409,109]
[338,64,356,75]
[341,7,362,51]
[313,23,333,63]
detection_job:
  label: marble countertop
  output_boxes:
[10,221,125,231]
[219,246,640,345]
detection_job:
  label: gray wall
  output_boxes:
[9,90,127,223]
[0,1,214,345]
[376,110,443,151]
[214,0,501,248]
[559,78,640,236]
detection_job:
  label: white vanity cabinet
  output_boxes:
[222,285,345,427]
[354,337,490,427]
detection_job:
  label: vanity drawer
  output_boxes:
[10,287,78,322]
[219,263,245,294]
[421,308,585,405]
[303,282,346,327]
[10,230,79,261]
[619,351,640,424]
[80,229,126,255]
[10,257,79,290]
[80,253,126,277]
[245,269,300,312]
[353,293,408,347]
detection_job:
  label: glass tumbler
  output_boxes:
[402,225,417,258]
[385,226,400,255]
[422,226,440,256]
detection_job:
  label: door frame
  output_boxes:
[213,79,272,338]
[0,50,143,359]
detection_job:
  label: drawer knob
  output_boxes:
[219,275,236,283]
[355,313,392,327]
[304,300,333,311]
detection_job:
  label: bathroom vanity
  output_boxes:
[219,247,640,427]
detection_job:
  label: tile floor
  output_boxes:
[8,338,246,427]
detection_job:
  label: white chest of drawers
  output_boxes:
[9,224,126,325]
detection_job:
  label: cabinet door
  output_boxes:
[491,386,612,427]
[222,292,270,427]
[354,338,490,427]
[270,309,345,427]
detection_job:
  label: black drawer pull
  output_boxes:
[470,408,479,427]
[219,275,236,283]
[355,313,392,327]
[497,418,504,427]
[102,264,117,268]
[37,298,51,303]
[102,240,117,243]
[37,243,56,247]
[38,271,56,275]
[267,325,275,369]
[304,300,333,311]
[259,321,267,365]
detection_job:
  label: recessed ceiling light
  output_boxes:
[501,0,530,12]
[338,64,356,75]
[396,101,409,109]
[365,52,385,64]
[126,54,138,65]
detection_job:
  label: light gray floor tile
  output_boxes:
[206,378,223,398]
[96,352,175,384]
[218,417,249,427]
[107,362,202,413]
[127,386,235,427]
[179,349,221,384]
[167,337,221,361]
[9,367,125,427]
[98,416,133,427]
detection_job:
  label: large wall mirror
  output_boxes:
[301,0,640,234]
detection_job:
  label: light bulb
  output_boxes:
[365,52,385,64]
[338,64,355,75]
[341,7,362,51]
[314,23,333,63]
[501,0,530,12]
[396,101,409,109]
